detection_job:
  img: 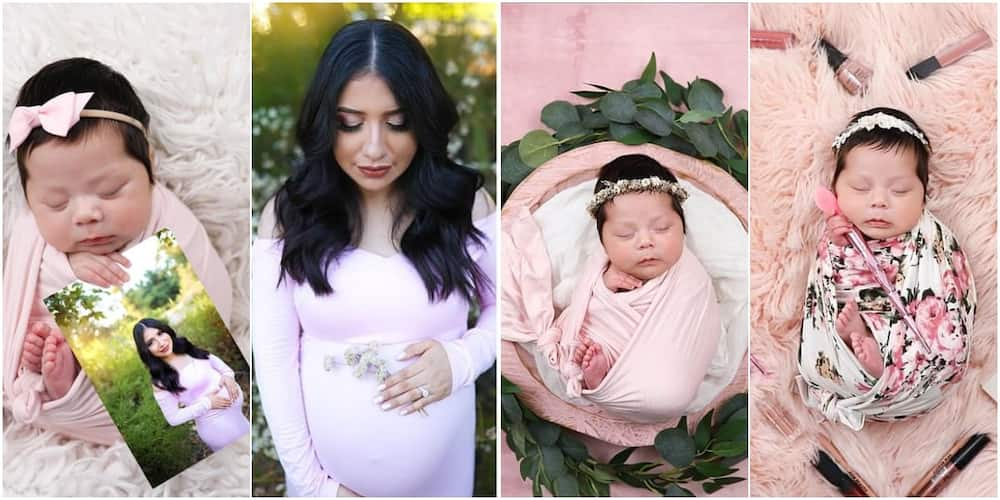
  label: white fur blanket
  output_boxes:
[3,4,250,496]
[749,3,996,496]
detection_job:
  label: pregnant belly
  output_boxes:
[300,338,475,496]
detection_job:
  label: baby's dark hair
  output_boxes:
[10,58,153,192]
[832,107,930,199]
[593,154,686,240]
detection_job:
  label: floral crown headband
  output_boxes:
[586,176,689,217]
[831,112,929,151]
[7,91,147,153]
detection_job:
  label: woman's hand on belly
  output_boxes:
[376,340,452,416]
[220,376,240,403]
[208,388,234,410]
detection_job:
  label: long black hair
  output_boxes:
[132,318,209,394]
[10,57,153,192]
[833,107,931,200]
[593,154,687,240]
[272,19,488,303]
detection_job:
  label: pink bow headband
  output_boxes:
[7,91,147,153]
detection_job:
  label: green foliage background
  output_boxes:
[45,231,250,487]
[251,3,496,496]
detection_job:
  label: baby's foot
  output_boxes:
[836,299,866,345]
[580,343,610,390]
[20,322,51,374]
[572,336,592,365]
[850,332,884,378]
[41,328,79,401]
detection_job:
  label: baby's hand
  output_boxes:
[68,252,131,288]
[825,213,853,247]
[603,265,642,292]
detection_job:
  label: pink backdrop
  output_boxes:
[500,3,749,497]
[501,3,748,143]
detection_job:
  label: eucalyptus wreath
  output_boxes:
[501,52,748,201]
[501,377,748,497]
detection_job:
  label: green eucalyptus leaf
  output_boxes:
[558,433,590,461]
[585,82,617,92]
[589,464,618,483]
[726,158,748,175]
[654,135,699,157]
[665,484,695,497]
[683,123,718,157]
[501,376,521,394]
[720,452,749,468]
[641,52,657,82]
[716,411,748,443]
[708,122,737,160]
[541,100,581,130]
[528,420,561,446]
[532,470,543,497]
[714,476,747,486]
[716,394,748,426]
[554,121,590,141]
[703,481,723,494]
[635,108,671,136]
[518,130,559,168]
[501,394,523,424]
[579,106,610,129]
[678,109,724,124]
[654,427,697,468]
[599,92,637,123]
[674,415,689,432]
[541,445,567,477]
[609,122,652,145]
[520,453,539,481]
[610,446,637,465]
[694,409,714,452]
[500,142,534,186]
[553,473,579,497]
[735,109,749,146]
[571,90,608,100]
[694,460,738,477]
[512,427,527,455]
[659,71,686,106]
[711,440,748,457]
[686,78,725,113]
[638,100,675,123]
[623,79,663,101]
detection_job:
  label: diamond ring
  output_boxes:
[418,385,431,399]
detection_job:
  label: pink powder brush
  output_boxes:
[814,186,931,352]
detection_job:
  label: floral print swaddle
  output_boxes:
[797,210,975,430]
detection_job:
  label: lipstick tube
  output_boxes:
[907,433,990,496]
[819,39,872,96]
[751,30,797,49]
[908,29,993,80]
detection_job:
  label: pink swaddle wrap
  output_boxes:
[502,207,722,423]
[3,183,233,445]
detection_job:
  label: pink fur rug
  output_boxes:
[749,3,996,497]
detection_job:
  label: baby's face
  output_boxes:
[600,191,684,281]
[834,145,924,240]
[23,125,152,255]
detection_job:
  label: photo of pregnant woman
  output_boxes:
[251,3,497,497]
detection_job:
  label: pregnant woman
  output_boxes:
[132,318,249,452]
[252,19,496,497]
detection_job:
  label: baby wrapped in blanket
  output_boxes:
[503,154,722,423]
[3,59,233,445]
[797,108,976,430]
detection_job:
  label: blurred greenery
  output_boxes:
[44,230,250,488]
[251,3,496,497]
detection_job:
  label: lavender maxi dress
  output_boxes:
[252,217,497,497]
[154,354,250,451]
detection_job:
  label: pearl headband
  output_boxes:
[832,112,929,151]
